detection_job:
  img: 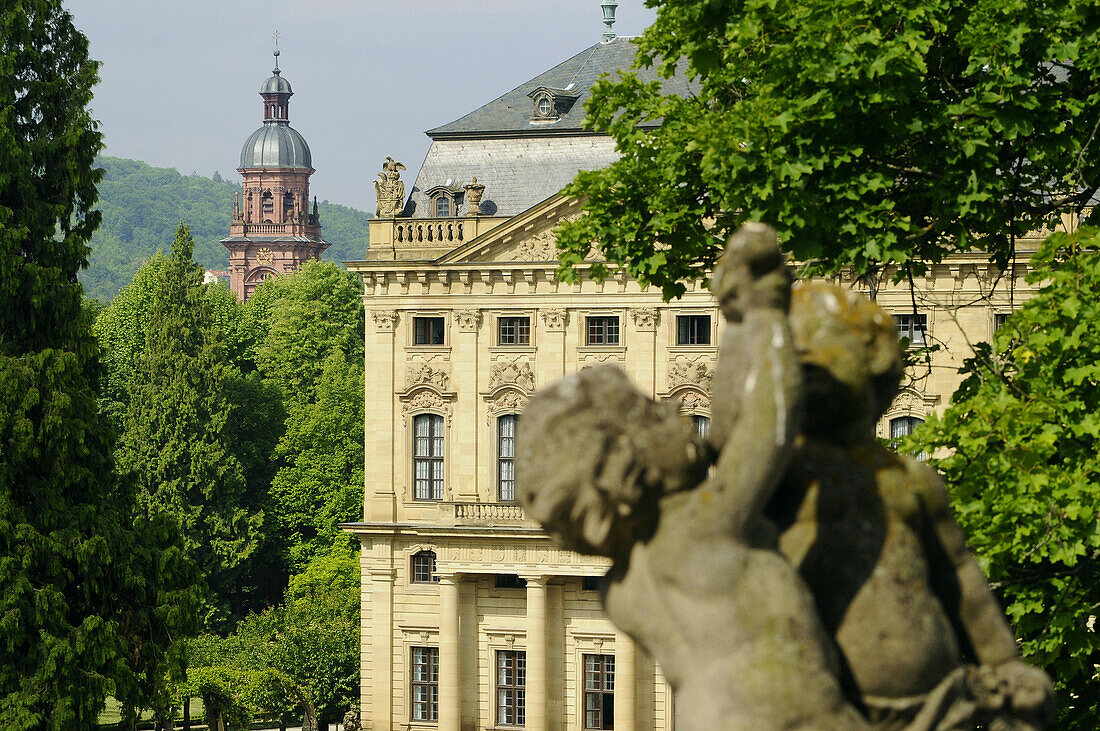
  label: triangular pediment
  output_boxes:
[435,194,590,265]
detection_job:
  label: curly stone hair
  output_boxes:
[517,366,707,559]
[788,283,905,435]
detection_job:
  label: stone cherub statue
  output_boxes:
[373,156,406,218]
[518,223,1054,729]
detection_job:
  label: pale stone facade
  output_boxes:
[342,31,1077,731]
[345,195,1071,730]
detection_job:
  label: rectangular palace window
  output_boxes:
[676,314,712,345]
[413,414,444,500]
[411,646,439,722]
[498,414,518,501]
[584,654,615,729]
[895,313,927,347]
[586,316,620,346]
[499,316,532,346]
[497,650,526,726]
[414,316,446,345]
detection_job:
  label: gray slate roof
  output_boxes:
[426,36,694,138]
[239,121,313,170]
[404,37,693,219]
[405,136,619,218]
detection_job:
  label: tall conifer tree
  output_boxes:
[0,2,138,727]
[115,225,263,630]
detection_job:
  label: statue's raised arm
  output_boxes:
[519,224,869,729]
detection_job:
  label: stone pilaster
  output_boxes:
[439,575,462,731]
[616,628,638,730]
[525,576,550,731]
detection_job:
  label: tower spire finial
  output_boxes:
[600,1,618,42]
[273,30,280,73]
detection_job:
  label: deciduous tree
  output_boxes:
[908,230,1100,728]
[557,0,1100,297]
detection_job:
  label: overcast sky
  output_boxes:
[65,1,656,213]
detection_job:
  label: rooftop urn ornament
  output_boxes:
[464,177,485,215]
[373,156,406,218]
[601,0,618,42]
[518,223,1055,729]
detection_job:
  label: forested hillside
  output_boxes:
[83,157,371,301]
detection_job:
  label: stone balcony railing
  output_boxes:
[443,501,536,527]
[227,219,321,238]
[366,215,509,260]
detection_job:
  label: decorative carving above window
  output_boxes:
[486,389,529,423]
[453,309,481,332]
[671,389,710,415]
[371,310,399,332]
[401,390,454,424]
[631,308,659,331]
[668,357,715,391]
[540,308,568,331]
[489,359,535,393]
[406,359,450,391]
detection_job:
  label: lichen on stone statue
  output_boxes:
[517,223,1054,729]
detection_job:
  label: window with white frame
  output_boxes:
[411,550,438,583]
[498,316,531,346]
[410,646,439,722]
[413,414,445,500]
[994,312,1010,331]
[498,414,518,502]
[497,650,526,726]
[586,315,620,346]
[584,653,616,729]
[895,313,927,347]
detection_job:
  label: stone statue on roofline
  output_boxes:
[373,156,406,218]
[517,223,1054,730]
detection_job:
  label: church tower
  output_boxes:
[222,49,327,300]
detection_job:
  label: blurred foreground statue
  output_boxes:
[518,224,1053,729]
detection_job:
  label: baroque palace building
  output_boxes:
[222,50,327,300]
[342,15,1068,731]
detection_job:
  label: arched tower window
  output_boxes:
[261,191,274,219]
[283,191,294,218]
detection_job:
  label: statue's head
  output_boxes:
[788,284,904,439]
[710,223,791,322]
[518,366,707,559]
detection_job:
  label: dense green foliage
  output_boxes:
[185,545,360,727]
[83,156,370,301]
[113,226,268,631]
[91,251,364,722]
[248,261,365,571]
[557,0,1100,297]
[0,3,187,728]
[908,230,1100,727]
[92,251,258,428]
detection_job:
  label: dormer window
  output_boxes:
[425,184,462,218]
[527,85,580,123]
